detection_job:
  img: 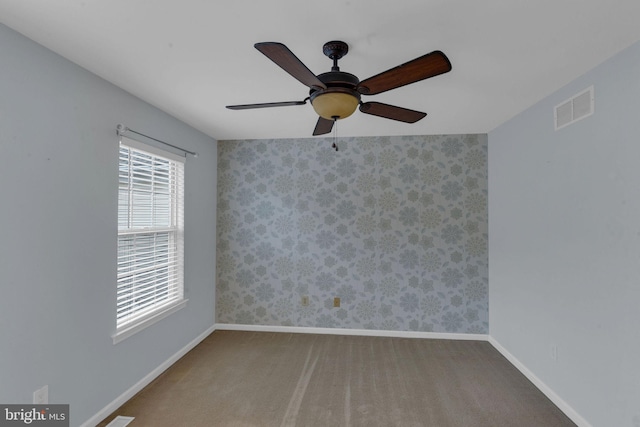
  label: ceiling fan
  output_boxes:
[226,41,452,136]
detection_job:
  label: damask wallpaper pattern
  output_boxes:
[216,134,488,333]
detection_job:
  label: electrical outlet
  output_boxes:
[550,345,558,361]
[333,297,340,308]
[301,296,309,306]
[33,385,48,404]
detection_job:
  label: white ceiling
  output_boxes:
[2,1,640,141]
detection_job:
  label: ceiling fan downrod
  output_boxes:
[323,40,349,72]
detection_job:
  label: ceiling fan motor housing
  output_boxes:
[310,71,361,120]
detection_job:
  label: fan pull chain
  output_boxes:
[332,116,339,151]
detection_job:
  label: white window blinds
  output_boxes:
[117,137,185,335]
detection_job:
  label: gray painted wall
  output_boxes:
[489,40,640,426]
[0,23,217,425]
[217,134,488,333]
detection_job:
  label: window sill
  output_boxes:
[112,299,188,345]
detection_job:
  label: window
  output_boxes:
[114,137,186,343]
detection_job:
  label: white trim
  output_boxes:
[214,323,489,341]
[85,324,592,427]
[82,324,216,427]
[105,416,135,427]
[112,299,188,345]
[488,336,592,427]
[219,324,589,425]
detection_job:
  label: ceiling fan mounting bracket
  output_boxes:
[323,40,349,71]
[322,40,349,60]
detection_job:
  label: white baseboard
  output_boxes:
[80,324,216,427]
[488,336,592,427]
[81,324,588,427]
[214,323,489,341]
[220,324,589,425]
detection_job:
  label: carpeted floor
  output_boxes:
[98,331,576,426]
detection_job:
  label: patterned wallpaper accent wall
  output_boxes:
[216,134,488,333]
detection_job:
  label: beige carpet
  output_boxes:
[98,331,576,427]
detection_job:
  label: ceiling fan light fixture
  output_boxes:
[311,91,360,120]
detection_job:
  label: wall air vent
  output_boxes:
[554,85,594,130]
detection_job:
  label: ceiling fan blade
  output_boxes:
[359,102,427,123]
[313,117,334,135]
[255,42,327,90]
[226,100,307,110]
[356,50,451,95]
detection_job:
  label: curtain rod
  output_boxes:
[116,124,198,157]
